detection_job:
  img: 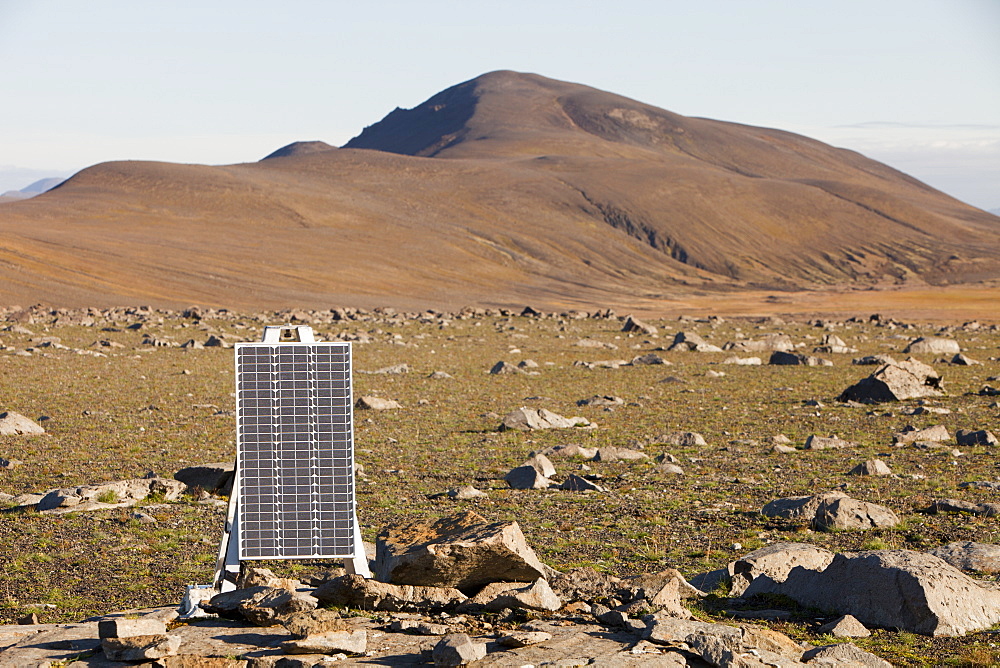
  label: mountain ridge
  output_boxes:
[0,70,997,312]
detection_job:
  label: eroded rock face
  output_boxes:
[374,511,549,591]
[743,550,1000,636]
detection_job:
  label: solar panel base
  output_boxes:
[233,337,360,561]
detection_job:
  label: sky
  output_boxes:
[1,0,998,211]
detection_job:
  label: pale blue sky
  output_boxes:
[1,0,998,210]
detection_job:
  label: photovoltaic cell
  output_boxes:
[234,342,356,559]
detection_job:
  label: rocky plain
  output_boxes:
[1,303,999,666]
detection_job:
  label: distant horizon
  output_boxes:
[1,1,997,210]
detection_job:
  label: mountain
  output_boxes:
[0,176,65,201]
[0,71,997,311]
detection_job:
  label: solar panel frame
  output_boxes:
[233,340,358,560]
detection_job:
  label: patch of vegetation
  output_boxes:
[0,308,998,666]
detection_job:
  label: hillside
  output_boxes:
[0,71,997,312]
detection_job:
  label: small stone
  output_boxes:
[848,459,893,476]
[355,396,402,410]
[816,614,871,637]
[447,485,488,500]
[489,360,523,375]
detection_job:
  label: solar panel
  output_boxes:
[233,335,358,560]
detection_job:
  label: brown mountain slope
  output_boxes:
[0,70,997,312]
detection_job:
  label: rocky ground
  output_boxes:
[0,304,999,665]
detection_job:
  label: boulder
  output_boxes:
[281,629,367,655]
[956,429,998,446]
[893,424,950,444]
[0,411,45,435]
[374,511,549,591]
[173,462,235,494]
[667,331,722,352]
[724,333,795,352]
[802,643,890,667]
[281,609,349,638]
[630,353,668,365]
[621,315,657,335]
[522,453,556,477]
[904,336,961,354]
[761,491,849,521]
[928,499,1000,517]
[314,574,466,612]
[658,431,707,447]
[727,542,835,597]
[814,333,857,354]
[744,550,1000,636]
[447,485,488,500]
[848,459,893,476]
[928,542,1000,573]
[592,445,647,462]
[536,443,598,459]
[769,351,832,366]
[722,355,762,365]
[839,358,942,403]
[457,578,561,613]
[804,435,854,450]
[504,465,553,490]
[812,496,900,531]
[489,360,523,375]
[853,354,897,366]
[355,396,402,410]
[202,586,317,626]
[951,353,981,365]
[815,614,871,638]
[432,633,486,666]
[499,407,589,431]
[559,474,605,492]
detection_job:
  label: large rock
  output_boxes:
[314,573,467,612]
[457,578,561,612]
[667,331,722,352]
[727,542,835,596]
[904,336,961,354]
[0,411,45,435]
[839,358,942,403]
[744,550,1000,636]
[812,496,900,531]
[956,429,999,446]
[432,633,486,666]
[724,333,794,352]
[281,629,367,655]
[173,462,235,494]
[761,491,848,521]
[769,351,832,366]
[374,511,549,591]
[802,643,890,667]
[893,424,950,444]
[102,634,181,662]
[848,459,893,476]
[504,465,553,490]
[499,407,589,431]
[202,586,318,626]
[621,315,657,335]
